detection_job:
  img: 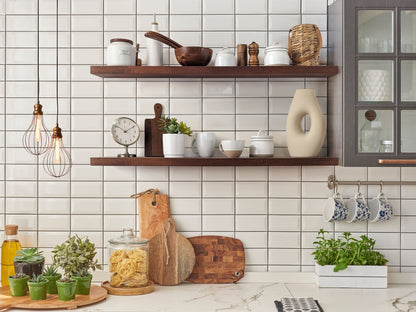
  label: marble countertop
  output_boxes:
[7,280,416,312]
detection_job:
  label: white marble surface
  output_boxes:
[6,281,416,312]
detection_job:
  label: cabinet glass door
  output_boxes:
[401,11,416,53]
[401,60,416,102]
[358,110,394,153]
[358,10,393,53]
[401,110,416,152]
[358,60,393,102]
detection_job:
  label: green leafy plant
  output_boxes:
[312,229,388,272]
[158,116,192,136]
[29,273,47,283]
[14,248,45,263]
[43,265,59,276]
[52,235,102,281]
[73,268,89,277]
[10,273,27,279]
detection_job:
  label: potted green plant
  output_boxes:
[14,248,45,278]
[8,273,29,297]
[159,116,192,158]
[52,235,101,297]
[27,273,48,300]
[42,265,61,294]
[313,229,388,288]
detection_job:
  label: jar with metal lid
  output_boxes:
[107,38,136,66]
[380,140,393,153]
[249,130,274,157]
[108,228,149,288]
[215,47,237,66]
[264,42,291,66]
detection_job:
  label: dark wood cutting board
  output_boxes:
[144,103,163,157]
[148,218,195,286]
[186,236,245,284]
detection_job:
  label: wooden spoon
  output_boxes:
[145,31,182,49]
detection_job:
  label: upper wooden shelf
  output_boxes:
[90,157,339,167]
[90,65,339,79]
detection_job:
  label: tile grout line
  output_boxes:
[3,1,6,232]
[100,0,105,265]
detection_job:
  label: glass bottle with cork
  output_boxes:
[1,224,21,286]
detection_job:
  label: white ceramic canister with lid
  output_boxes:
[107,38,136,66]
[264,42,291,66]
[215,48,237,66]
[249,130,274,157]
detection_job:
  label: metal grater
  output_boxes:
[281,297,320,312]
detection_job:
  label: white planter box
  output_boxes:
[315,263,387,288]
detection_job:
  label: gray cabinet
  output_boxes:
[328,0,416,166]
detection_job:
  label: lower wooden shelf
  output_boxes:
[90,157,339,166]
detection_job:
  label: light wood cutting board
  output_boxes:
[186,236,245,284]
[148,218,195,285]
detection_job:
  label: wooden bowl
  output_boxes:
[175,47,213,66]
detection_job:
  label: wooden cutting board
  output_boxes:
[0,285,107,310]
[186,236,245,284]
[144,103,164,157]
[148,218,195,286]
[134,189,170,240]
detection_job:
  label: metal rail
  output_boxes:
[327,174,416,190]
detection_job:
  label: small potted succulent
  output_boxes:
[27,273,49,300]
[42,265,61,294]
[14,248,45,278]
[8,273,29,297]
[159,116,192,158]
[53,235,101,298]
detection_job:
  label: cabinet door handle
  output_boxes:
[378,159,416,165]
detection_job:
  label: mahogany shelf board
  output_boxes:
[90,65,339,79]
[90,157,339,167]
[0,285,107,310]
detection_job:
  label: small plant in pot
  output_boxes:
[52,235,102,298]
[8,273,29,297]
[42,265,61,294]
[14,248,45,279]
[27,273,48,300]
[159,116,192,158]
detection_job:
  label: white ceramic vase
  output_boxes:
[163,133,185,158]
[286,89,326,157]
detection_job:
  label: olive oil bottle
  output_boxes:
[1,224,21,286]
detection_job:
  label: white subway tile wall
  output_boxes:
[0,0,413,273]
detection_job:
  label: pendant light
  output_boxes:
[22,0,50,155]
[43,0,71,178]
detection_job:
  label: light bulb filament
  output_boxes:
[35,114,42,142]
[54,138,61,163]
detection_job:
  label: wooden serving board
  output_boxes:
[144,103,164,157]
[148,218,195,285]
[101,281,154,296]
[0,284,107,310]
[137,191,170,240]
[186,236,245,284]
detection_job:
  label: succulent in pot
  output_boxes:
[27,273,49,300]
[158,116,192,158]
[8,273,29,297]
[52,235,102,297]
[42,265,61,294]
[14,248,45,279]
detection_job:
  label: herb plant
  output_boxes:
[29,273,47,283]
[52,235,102,281]
[73,268,89,277]
[312,229,388,272]
[43,265,59,276]
[14,248,45,263]
[10,273,27,279]
[159,116,192,136]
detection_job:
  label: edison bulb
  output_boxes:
[22,103,50,155]
[43,125,71,178]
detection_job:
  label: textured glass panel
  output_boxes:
[358,110,393,153]
[358,10,393,53]
[358,60,393,102]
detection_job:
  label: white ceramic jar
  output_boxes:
[264,42,291,66]
[215,48,237,66]
[107,38,136,66]
[249,130,274,157]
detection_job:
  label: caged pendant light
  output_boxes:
[22,0,50,155]
[43,0,71,178]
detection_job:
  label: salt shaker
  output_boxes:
[248,42,259,66]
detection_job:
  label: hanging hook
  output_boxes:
[380,180,384,194]
[357,181,361,194]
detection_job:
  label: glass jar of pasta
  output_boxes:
[108,228,149,288]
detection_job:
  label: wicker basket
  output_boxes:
[288,24,322,66]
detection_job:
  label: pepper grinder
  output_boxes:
[248,42,259,66]
[237,44,247,66]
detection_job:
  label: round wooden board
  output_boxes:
[0,284,107,310]
[101,281,154,296]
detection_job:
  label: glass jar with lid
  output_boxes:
[108,228,149,288]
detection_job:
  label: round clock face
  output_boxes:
[111,117,140,146]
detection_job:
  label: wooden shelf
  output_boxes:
[90,65,339,79]
[90,157,339,167]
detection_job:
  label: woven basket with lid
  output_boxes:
[288,24,322,66]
